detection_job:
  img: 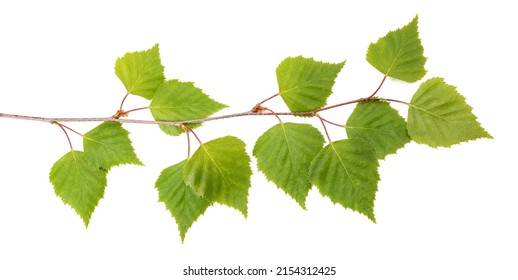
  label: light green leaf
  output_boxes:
[115,44,165,99]
[346,101,410,159]
[49,151,107,227]
[277,56,345,112]
[156,160,210,243]
[366,16,426,82]
[253,123,324,208]
[83,122,143,170]
[149,80,227,136]
[407,78,492,147]
[309,139,379,222]
[183,136,251,216]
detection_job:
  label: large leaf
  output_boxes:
[49,151,107,227]
[253,123,324,208]
[407,78,492,147]
[149,80,227,136]
[115,44,165,99]
[276,56,345,112]
[366,16,426,82]
[346,101,410,159]
[83,122,143,170]
[183,136,252,216]
[309,139,379,222]
[156,160,210,242]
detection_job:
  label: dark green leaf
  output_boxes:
[253,123,324,208]
[346,101,410,159]
[309,139,379,222]
[408,78,493,147]
[366,16,426,82]
[156,160,210,242]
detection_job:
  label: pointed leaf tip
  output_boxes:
[407,78,492,147]
[183,136,252,217]
[309,139,380,222]
[115,43,165,99]
[149,80,227,136]
[276,56,345,112]
[156,160,210,242]
[253,123,324,208]
[83,122,143,170]
[366,16,427,82]
[49,151,107,227]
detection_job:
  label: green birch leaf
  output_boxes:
[149,80,227,136]
[115,44,165,99]
[346,101,410,159]
[83,122,143,170]
[277,56,345,112]
[49,151,107,227]
[366,16,426,82]
[309,139,379,222]
[156,160,210,243]
[253,123,324,208]
[407,78,492,147]
[183,136,252,216]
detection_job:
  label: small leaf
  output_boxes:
[346,101,410,159]
[115,44,165,99]
[149,80,227,136]
[366,16,426,82]
[253,123,324,208]
[156,160,210,242]
[309,139,379,222]
[183,136,252,216]
[49,151,107,227]
[277,56,345,112]
[407,78,492,147]
[83,122,143,170]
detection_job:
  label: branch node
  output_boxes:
[113,109,129,119]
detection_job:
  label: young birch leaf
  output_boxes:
[407,78,492,147]
[277,56,345,112]
[49,151,107,227]
[183,136,252,217]
[115,44,165,99]
[309,139,379,222]
[149,80,227,136]
[366,16,426,82]
[156,160,210,242]
[253,123,324,208]
[346,101,410,159]
[83,122,143,170]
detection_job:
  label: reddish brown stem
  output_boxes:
[182,125,192,159]
[259,93,280,105]
[319,116,345,128]
[316,114,333,144]
[385,98,411,106]
[124,107,149,115]
[315,97,366,113]
[57,123,83,137]
[367,75,387,99]
[53,122,74,151]
[119,93,129,111]
[184,125,203,146]
[262,107,283,124]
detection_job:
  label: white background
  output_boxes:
[1,1,516,279]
